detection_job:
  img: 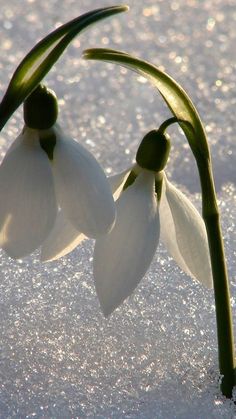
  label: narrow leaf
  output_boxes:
[83,48,210,158]
[0,6,128,131]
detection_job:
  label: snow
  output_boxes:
[0,0,236,417]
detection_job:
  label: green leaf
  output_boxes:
[0,6,129,131]
[83,48,210,159]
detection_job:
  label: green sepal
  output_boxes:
[24,84,58,129]
[83,48,210,160]
[123,170,137,190]
[136,130,170,172]
[0,6,128,131]
[155,172,164,202]
[39,132,57,161]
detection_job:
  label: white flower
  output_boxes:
[39,161,213,316]
[93,166,213,316]
[0,124,116,259]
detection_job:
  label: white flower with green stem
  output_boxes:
[83,47,235,398]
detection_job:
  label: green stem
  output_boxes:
[161,115,235,397]
[159,117,179,133]
[197,156,235,398]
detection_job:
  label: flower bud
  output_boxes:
[136,129,171,172]
[24,84,58,129]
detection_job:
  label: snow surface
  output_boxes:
[0,0,236,417]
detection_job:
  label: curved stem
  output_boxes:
[159,117,179,133]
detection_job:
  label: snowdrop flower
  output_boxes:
[93,129,213,316]
[0,85,116,259]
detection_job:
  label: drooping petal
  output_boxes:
[52,128,116,238]
[93,171,160,316]
[160,174,212,288]
[159,182,193,278]
[41,210,85,261]
[0,128,57,258]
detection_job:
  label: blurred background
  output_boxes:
[0,1,235,417]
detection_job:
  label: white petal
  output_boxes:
[93,171,160,316]
[4,128,25,156]
[0,128,57,258]
[41,210,85,261]
[109,168,131,199]
[160,175,212,288]
[52,130,116,238]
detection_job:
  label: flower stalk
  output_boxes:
[197,156,235,398]
[163,120,235,398]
